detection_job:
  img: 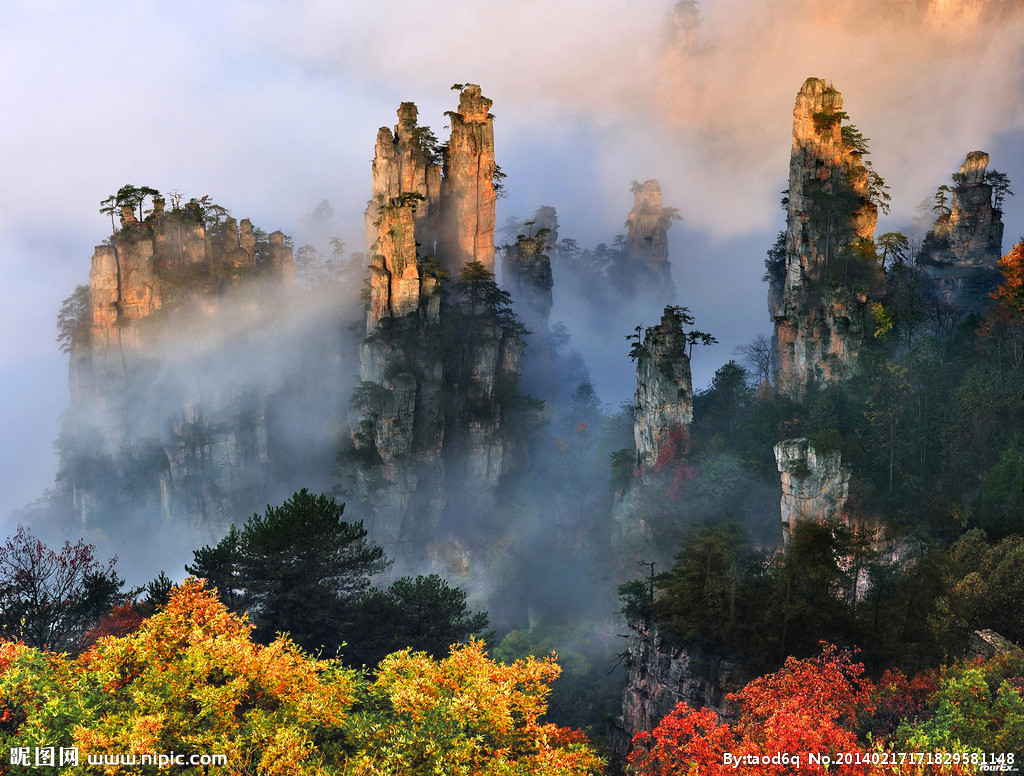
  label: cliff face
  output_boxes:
[350,86,525,561]
[614,620,747,757]
[771,78,881,400]
[441,85,497,277]
[922,151,1004,308]
[501,233,553,332]
[612,180,677,303]
[64,204,294,534]
[634,307,693,470]
[611,306,694,554]
[364,102,443,264]
[774,438,851,544]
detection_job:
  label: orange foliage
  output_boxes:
[991,239,1024,320]
[346,639,603,775]
[73,578,355,773]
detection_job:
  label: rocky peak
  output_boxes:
[65,202,294,533]
[531,205,559,250]
[457,84,493,123]
[961,150,990,185]
[771,78,881,400]
[441,84,496,276]
[921,150,1004,307]
[350,85,522,562]
[614,180,677,303]
[501,233,553,332]
[365,103,443,258]
[634,306,693,470]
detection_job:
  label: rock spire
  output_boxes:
[613,180,677,303]
[922,151,1005,308]
[769,78,882,399]
[633,306,694,470]
[440,84,497,276]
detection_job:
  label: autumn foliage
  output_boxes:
[629,644,1024,776]
[0,580,603,774]
[992,239,1024,320]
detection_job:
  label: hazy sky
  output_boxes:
[2,0,1022,524]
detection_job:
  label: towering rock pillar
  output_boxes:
[613,180,678,304]
[364,102,443,258]
[501,234,553,333]
[441,84,496,276]
[350,86,525,561]
[770,78,881,400]
[922,151,1005,308]
[64,205,293,533]
[634,306,694,470]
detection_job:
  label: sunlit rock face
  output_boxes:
[501,234,553,333]
[65,205,294,535]
[441,84,497,277]
[611,179,677,305]
[613,619,747,758]
[364,101,443,270]
[773,437,851,544]
[922,151,1004,308]
[351,86,523,561]
[634,306,693,471]
[770,78,881,400]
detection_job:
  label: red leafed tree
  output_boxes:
[731,644,876,774]
[629,644,882,776]
[0,526,125,652]
[628,706,741,776]
[79,601,145,649]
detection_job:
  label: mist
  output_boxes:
[2,1,1023,601]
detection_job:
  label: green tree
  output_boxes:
[985,169,1014,212]
[345,575,488,668]
[187,490,386,653]
[654,522,759,648]
[55,285,90,354]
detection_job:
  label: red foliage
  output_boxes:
[653,424,691,473]
[991,240,1024,320]
[866,667,940,738]
[80,601,145,649]
[629,706,738,776]
[629,644,885,776]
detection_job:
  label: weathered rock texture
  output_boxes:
[612,180,677,303]
[613,619,748,757]
[774,437,851,544]
[440,85,497,276]
[968,629,1022,662]
[501,233,553,332]
[364,102,443,266]
[351,86,525,560]
[63,206,294,534]
[770,78,881,400]
[634,306,693,470]
[922,151,1004,308]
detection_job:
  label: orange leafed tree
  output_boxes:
[992,240,1024,319]
[1,579,357,774]
[344,639,604,776]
